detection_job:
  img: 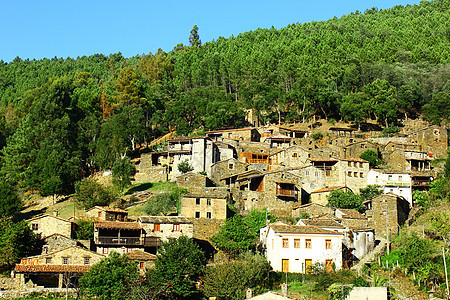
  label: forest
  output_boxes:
[0,0,448,197]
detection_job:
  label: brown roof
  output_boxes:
[336,209,367,219]
[27,214,72,224]
[126,250,157,261]
[299,219,345,229]
[87,206,128,214]
[15,264,91,273]
[94,221,142,230]
[333,156,369,163]
[311,186,346,194]
[309,158,338,162]
[138,216,192,224]
[206,127,256,134]
[269,224,342,235]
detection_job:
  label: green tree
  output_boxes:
[0,218,37,271]
[75,178,117,209]
[326,190,364,212]
[245,209,277,237]
[0,181,22,218]
[360,150,380,167]
[80,252,138,300]
[75,219,94,240]
[144,192,176,216]
[201,252,271,300]
[145,236,206,299]
[177,159,193,174]
[359,185,383,202]
[189,25,201,48]
[210,215,255,257]
[112,157,136,193]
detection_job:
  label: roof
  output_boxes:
[17,245,104,261]
[363,192,405,204]
[206,127,256,134]
[269,224,342,235]
[299,219,345,229]
[15,264,91,273]
[138,216,192,224]
[332,156,369,163]
[126,250,157,261]
[27,214,72,224]
[329,127,356,131]
[86,206,128,214]
[309,158,338,163]
[94,221,142,230]
[311,186,346,194]
[336,209,367,219]
[249,291,296,300]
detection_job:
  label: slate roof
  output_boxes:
[86,206,128,214]
[15,264,91,273]
[126,250,157,261]
[269,224,342,235]
[299,219,345,229]
[94,221,142,230]
[336,209,367,219]
[311,186,346,193]
[138,216,192,224]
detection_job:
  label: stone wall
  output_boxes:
[176,172,208,193]
[29,216,73,239]
[292,204,334,219]
[42,235,77,254]
[210,158,247,185]
[407,125,448,159]
[134,166,168,184]
[181,191,228,220]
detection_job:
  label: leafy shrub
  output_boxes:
[177,159,193,174]
[312,132,324,140]
[75,178,117,209]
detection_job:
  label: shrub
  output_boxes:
[75,178,117,209]
[312,132,323,140]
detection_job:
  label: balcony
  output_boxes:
[276,186,296,198]
[247,158,269,164]
[96,236,161,247]
[385,180,411,187]
[412,180,431,187]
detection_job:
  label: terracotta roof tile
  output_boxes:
[15,264,91,273]
[269,224,342,235]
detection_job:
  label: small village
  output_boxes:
[1,116,447,299]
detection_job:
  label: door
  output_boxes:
[305,259,312,274]
[326,259,333,273]
[282,259,289,273]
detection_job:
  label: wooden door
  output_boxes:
[305,259,312,274]
[326,259,333,273]
[282,259,289,273]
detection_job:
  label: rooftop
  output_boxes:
[336,208,367,219]
[269,224,342,235]
[94,221,142,230]
[311,186,346,194]
[126,250,157,261]
[299,219,345,229]
[138,216,192,224]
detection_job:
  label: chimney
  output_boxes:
[53,210,59,217]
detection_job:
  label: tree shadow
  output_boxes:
[14,208,47,222]
[125,182,154,195]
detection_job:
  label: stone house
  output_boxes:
[367,169,413,206]
[334,209,369,229]
[215,141,236,161]
[210,158,248,185]
[40,233,79,255]
[269,145,310,168]
[260,222,343,273]
[258,123,308,141]
[126,250,157,275]
[383,149,433,172]
[381,141,422,153]
[181,188,230,220]
[407,125,448,159]
[93,221,159,255]
[265,135,292,149]
[28,215,74,239]
[176,172,215,193]
[364,193,410,237]
[206,127,260,142]
[310,186,348,206]
[334,157,370,193]
[343,140,379,159]
[138,216,194,243]
[14,246,105,288]
[291,203,334,219]
[291,165,328,195]
[85,206,128,222]
[134,153,168,183]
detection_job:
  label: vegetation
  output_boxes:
[74,178,117,209]
[0,181,22,218]
[75,219,94,240]
[360,150,381,167]
[326,189,364,212]
[359,184,383,201]
[80,252,138,300]
[177,159,194,174]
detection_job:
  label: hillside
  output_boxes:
[0,0,448,198]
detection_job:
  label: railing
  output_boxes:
[276,188,296,198]
[385,180,411,187]
[247,159,269,164]
[412,180,431,186]
[96,236,161,247]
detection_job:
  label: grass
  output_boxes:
[273,281,327,299]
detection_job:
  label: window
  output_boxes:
[127,248,132,253]
[388,175,393,180]
[315,172,318,177]
[399,175,403,181]
[173,224,180,231]
[62,257,69,265]
[282,238,289,248]
[46,257,52,264]
[353,162,357,167]
[305,170,310,176]
[103,248,109,254]
[325,239,332,249]
[31,223,38,231]
[326,170,330,176]
[348,162,351,167]
[305,239,312,249]
[294,239,300,248]
[359,162,363,168]
[84,257,90,265]
[195,212,200,218]
[196,198,200,205]
[207,199,211,206]
[228,163,234,170]
[98,211,102,218]
[206,212,212,219]
[354,172,358,177]
[154,224,160,232]
[348,171,352,177]
[293,153,297,158]
[43,246,49,254]
[360,172,364,178]
[139,262,145,269]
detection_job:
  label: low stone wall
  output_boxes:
[0,278,22,291]
[134,166,168,183]
[0,288,77,299]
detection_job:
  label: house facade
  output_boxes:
[181,188,229,220]
[138,216,194,243]
[85,206,128,222]
[367,170,413,206]
[28,215,73,239]
[260,223,343,273]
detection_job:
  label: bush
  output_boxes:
[75,219,94,240]
[382,126,400,136]
[360,150,381,167]
[144,192,176,216]
[177,159,193,174]
[75,178,117,209]
[312,132,323,140]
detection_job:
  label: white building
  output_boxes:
[367,169,412,206]
[260,222,343,273]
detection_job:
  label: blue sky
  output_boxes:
[1,0,422,62]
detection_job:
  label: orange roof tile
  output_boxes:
[15,264,91,273]
[94,221,142,230]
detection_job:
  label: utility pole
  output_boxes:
[443,247,449,298]
[386,200,389,256]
